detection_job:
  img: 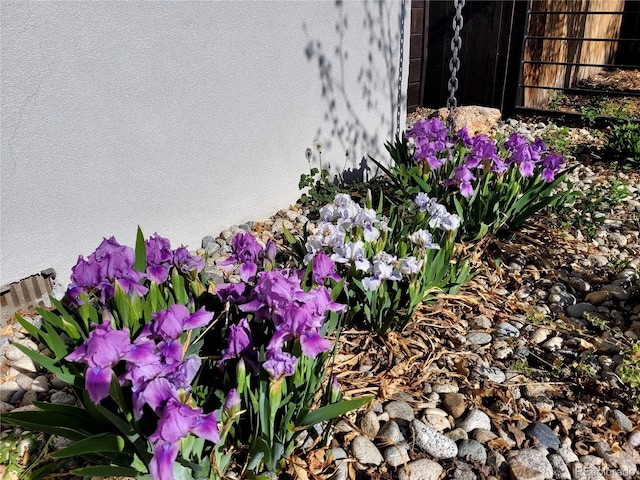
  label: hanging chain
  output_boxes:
[396,0,406,136]
[446,0,465,131]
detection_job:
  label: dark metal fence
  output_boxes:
[515,0,640,119]
[410,0,640,120]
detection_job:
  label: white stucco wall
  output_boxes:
[1,0,409,286]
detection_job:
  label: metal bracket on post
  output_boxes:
[447,0,465,131]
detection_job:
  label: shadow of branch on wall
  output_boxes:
[303,0,403,182]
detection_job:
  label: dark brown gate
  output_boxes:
[408,0,640,120]
[408,0,528,117]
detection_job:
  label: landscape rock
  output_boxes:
[397,458,444,480]
[411,419,458,459]
[351,435,383,467]
[458,409,492,433]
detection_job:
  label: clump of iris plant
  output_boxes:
[4,230,224,480]
[6,229,368,479]
[208,231,365,474]
[387,117,572,240]
[287,192,469,333]
[66,304,217,480]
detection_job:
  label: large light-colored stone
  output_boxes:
[397,458,443,480]
[432,106,502,136]
[411,419,458,459]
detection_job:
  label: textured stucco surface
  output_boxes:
[1,1,408,286]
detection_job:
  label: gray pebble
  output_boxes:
[31,375,49,393]
[11,356,37,374]
[4,344,27,361]
[0,379,21,403]
[50,391,76,405]
[397,458,443,480]
[384,400,415,423]
[50,375,68,389]
[411,419,458,459]
[558,444,579,464]
[474,364,506,383]
[628,430,640,447]
[541,336,563,352]
[568,277,592,293]
[201,235,215,248]
[565,302,597,318]
[525,421,560,451]
[378,420,404,444]
[331,446,348,461]
[595,441,637,477]
[432,383,459,393]
[466,332,492,346]
[351,435,383,466]
[471,315,492,329]
[548,454,571,480]
[495,322,520,340]
[383,442,410,467]
[510,448,554,479]
[359,410,380,437]
[611,409,634,432]
[21,389,38,405]
[0,400,15,413]
[457,439,487,464]
[458,409,492,433]
[451,459,477,480]
[10,389,26,404]
[445,428,468,442]
[601,284,629,300]
[15,373,34,390]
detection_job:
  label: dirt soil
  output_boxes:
[550,69,640,119]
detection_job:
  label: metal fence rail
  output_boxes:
[515,0,640,118]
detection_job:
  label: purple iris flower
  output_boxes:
[93,237,136,280]
[68,255,102,301]
[220,318,257,369]
[116,272,149,298]
[541,152,564,182]
[453,127,473,148]
[66,318,131,403]
[157,339,183,365]
[504,132,527,152]
[166,355,201,390]
[149,396,219,480]
[240,270,298,321]
[151,304,213,340]
[149,441,178,480]
[444,165,476,198]
[264,239,277,264]
[490,157,509,174]
[310,285,347,316]
[146,234,173,284]
[407,118,452,168]
[299,331,332,358]
[504,133,538,177]
[215,282,248,303]
[263,348,297,379]
[224,388,241,412]
[466,135,499,168]
[312,252,341,285]
[67,236,150,304]
[218,232,265,282]
[173,246,205,274]
[414,192,436,212]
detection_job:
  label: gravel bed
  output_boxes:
[1,119,639,480]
